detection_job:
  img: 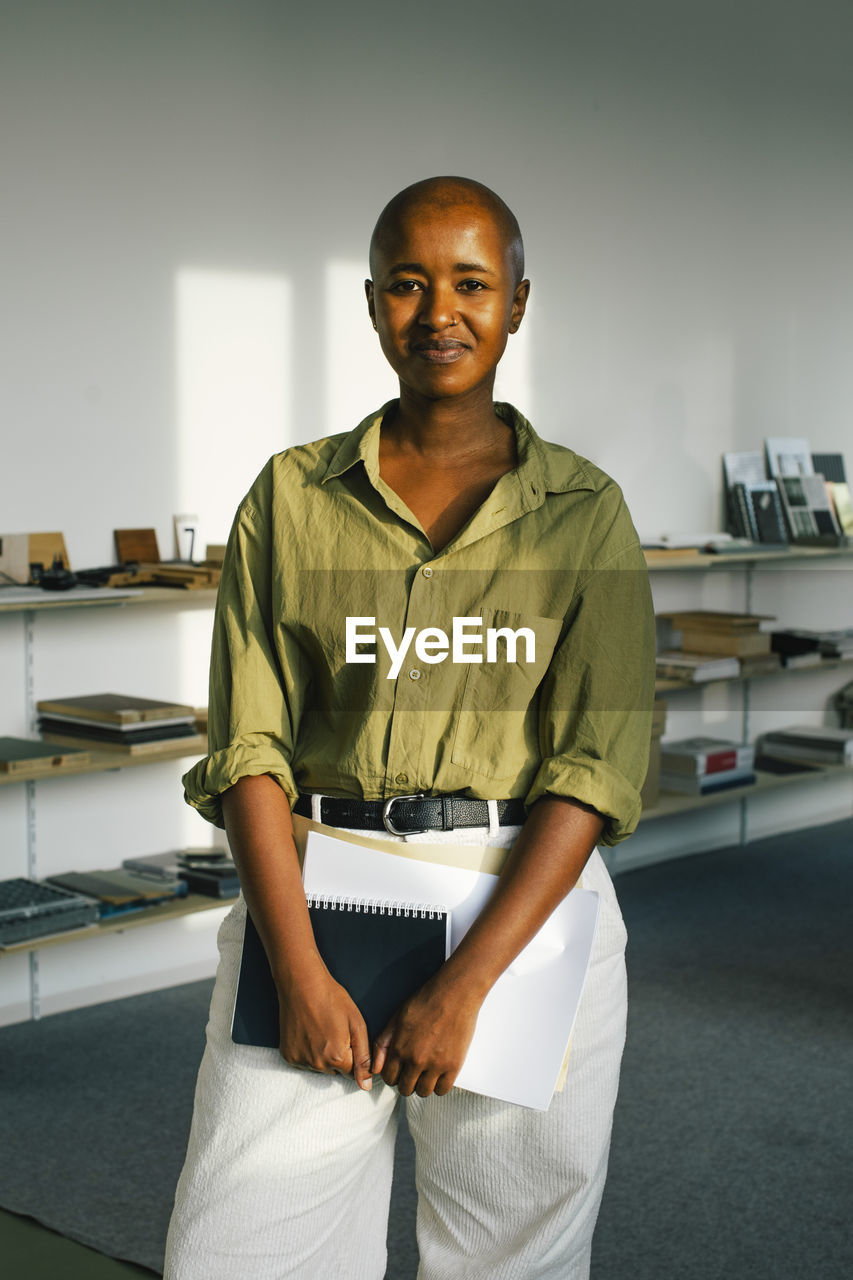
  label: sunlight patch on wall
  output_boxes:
[325,260,397,435]
[176,268,292,551]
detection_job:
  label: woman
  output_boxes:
[165,176,655,1279]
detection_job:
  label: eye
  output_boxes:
[389,279,423,293]
[458,279,488,292]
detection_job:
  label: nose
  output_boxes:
[417,285,457,331]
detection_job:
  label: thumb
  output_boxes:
[349,1012,373,1091]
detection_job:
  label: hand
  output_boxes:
[372,973,482,1098]
[276,966,373,1091]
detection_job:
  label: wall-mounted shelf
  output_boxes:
[0,733,208,788]
[0,891,231,955]
[655,654,853,696]
[644,545,853,572]
[0,586,217,614]
[640,760,851,821]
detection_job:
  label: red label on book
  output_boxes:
[705,750,738,773]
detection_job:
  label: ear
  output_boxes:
[365,279,377,329]
[508,279,530,334]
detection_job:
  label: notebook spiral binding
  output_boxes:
[305,893,446,920]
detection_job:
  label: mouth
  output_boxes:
[412,339,469,365]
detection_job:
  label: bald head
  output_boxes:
[369,176,525,286]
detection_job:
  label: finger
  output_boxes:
[371,1019,395,1076]
[380,1052,400,1089]
[349,1013,373,1092]
[394,1065,422,1098]
[434,1072,456,1097]
[414,1071,440,1098]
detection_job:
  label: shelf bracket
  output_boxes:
[739,567,755,846]
[23,610,42,1019]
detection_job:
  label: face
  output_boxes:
[365,201,529,403]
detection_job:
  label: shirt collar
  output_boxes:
[321,400,596,502]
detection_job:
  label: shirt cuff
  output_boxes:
[524,755,642,846]
[182,735,299,828]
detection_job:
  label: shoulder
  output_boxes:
[237,422,372,524]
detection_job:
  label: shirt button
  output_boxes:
[408,667,422,681]
[422,566,434,578]
[396,772,409,785]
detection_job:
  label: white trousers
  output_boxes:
[164,825,628,1280]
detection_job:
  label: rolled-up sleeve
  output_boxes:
[182,467,298,827]
[525,539,655,846]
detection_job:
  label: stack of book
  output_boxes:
[37,693,202,754]
[771,628,853,662]
[770,630,827,668]
[45,867,188,917]
[656,652,741,683]
[659,736,756,794]
[757,726,853,767]
[122,849,240,898]
[818,630,853,660]
[656,610,780,682]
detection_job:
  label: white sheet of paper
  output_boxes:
[301,827,600,1110]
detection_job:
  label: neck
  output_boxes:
[385,382,510,463]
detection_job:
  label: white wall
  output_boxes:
[1,0,852,1019]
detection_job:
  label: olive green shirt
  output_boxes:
[183,402,655,846]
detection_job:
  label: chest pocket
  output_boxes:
[450,609,563,781]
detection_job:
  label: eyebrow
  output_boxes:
[386,261,496,276]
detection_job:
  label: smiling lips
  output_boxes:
[412,339,468,364]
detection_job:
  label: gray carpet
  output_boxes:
[1,818,851,1278]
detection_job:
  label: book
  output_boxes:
[0,736,90,775]
[738,653,783,678]
[656,651,741,682]
[37,711,197,733]
[122,848,232,875]
[659,767,757,795]
[232,896,451,1048]
[743,483,788,545]
[678,629,771,658]
[758,726,853,765]
[294,820,601,1110]
[776,473,841,543]
[770,630,823,656]
[660,737,754,776]
[35,693,196,726]
[180,866,240,898]
[46,868,188,916]
[818,630,853,658]
[38,717,198,744]
[658,611,774,632]
[122,850,237,896]
[39,723,204,754]
[811,453,847,484]
[765,436,814,480]
[827,482,853,535]
[779,651,824,669]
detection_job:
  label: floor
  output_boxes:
[0,1209,156,1280]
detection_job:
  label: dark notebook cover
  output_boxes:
[232,899,450,1048]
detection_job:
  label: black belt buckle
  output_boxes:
[382,792,427,836]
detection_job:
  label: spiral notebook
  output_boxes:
[232,895,451,1047]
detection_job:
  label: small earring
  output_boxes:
[372,320,378,330]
